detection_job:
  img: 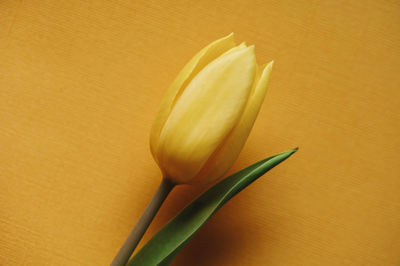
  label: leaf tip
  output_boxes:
[284,147,298,157]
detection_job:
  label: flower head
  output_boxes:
[150,33,273,184]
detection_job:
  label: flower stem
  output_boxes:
[111,178,175,266]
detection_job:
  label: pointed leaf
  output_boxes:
[128,148,298,266]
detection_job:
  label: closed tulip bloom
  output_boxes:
[150,33,273,185]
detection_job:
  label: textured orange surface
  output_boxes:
[1,1,399,265]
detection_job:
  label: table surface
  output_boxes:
[1,1,399,265]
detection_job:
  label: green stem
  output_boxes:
[111,178,175,266]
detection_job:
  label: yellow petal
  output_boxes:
[189,61,273,185]
[150,34,236,159]
[220,42,246,56]
[157,46,257,183]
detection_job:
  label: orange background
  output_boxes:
[1,1,399,265]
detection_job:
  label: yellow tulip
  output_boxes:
[150,33,273,185]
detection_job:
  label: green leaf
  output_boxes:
[127,148,298,266]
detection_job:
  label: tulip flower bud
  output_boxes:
[150,33,273,185]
